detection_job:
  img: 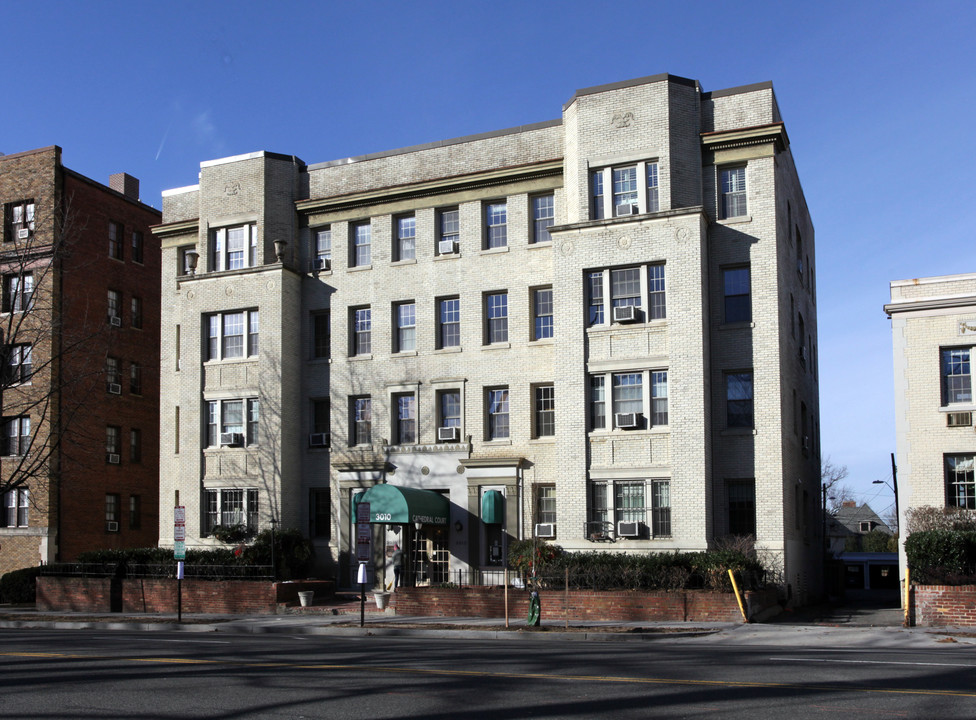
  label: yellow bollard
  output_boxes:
[728,569,748,622]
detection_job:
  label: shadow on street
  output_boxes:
[767,588,904,627]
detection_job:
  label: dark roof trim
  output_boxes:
[703,81,774,100]
[564,73,699,111]
[62,167,161,216]
[307,119,562,171]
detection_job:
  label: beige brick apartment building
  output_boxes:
[886,273,976,577]
[154,73,821,602]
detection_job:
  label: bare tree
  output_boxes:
[820,456,852,513]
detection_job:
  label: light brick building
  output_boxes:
[155,73,821,602]
[886,273,976,576]
[0,146,161,575]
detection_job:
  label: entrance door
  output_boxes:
[412,525,449,586]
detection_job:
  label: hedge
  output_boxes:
[0,566,41,604]
[905,530,976,585]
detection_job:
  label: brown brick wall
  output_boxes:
[912,585,976,627]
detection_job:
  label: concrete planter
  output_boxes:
[298,591,314,607]
[373,591,391,610]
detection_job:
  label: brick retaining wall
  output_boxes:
[912,585,976,627]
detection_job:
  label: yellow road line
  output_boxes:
[2,652,974,699]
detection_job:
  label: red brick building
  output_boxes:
[0,146,161,574]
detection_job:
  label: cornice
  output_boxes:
[701,123,788,152]
[885,296,976,317]
[152,219,199,239]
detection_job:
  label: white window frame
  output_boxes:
[486,386,510,440]
[437,297,460,349]
[588,369,669,431]
[205,398,259,447]
[351,221,371,267]
[393,391,418,445]
[484,201,507,249]
[590,160,660,219]
[2,416,30,457]
[395,215,416,261]
[395,301,416,353]
[351,306,371,356]
[532,287,553,341]
[943,347,972,406]
[586,263,666,326]
[531,194,555,244]
[314,226,332,267]
[2,489,29,528]
[589,478,671,539]
[6,343,32,385]
[720,166,747,219]
[351,396,372,446]
[204,488,259,534]
[205,310,259,361]
[533,384,555,438]
[485,291,508,344]
[211,223,258,272]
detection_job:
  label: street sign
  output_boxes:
[174,506,186,524]
[174,524,186,542]
[174,505,186,559]
[356,501,371,562]
[174,541,186,560]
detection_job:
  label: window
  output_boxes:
[105,494,120,531]
[946,454,976,509]
[2,417,30,456]
[395,302,416,353]
[395,215,416,261]
[3,273,33,313]
[312,311,330,359]
[486,387,510,440]
[438,390,461,437]
[485,292,508,344]
[204,488,258,534]
[5,344,32,384]
[616,481,645,527]
[532,195,554,244]
[943,348,972,405]
[131,297,143,329]
[107,289,121,324]
[206,398,259,446]
[437,297,460,349]
[129,494,141,529]
[590,376,606,430]
[4,200,35,239]
[438,208,459,253]
[109,221,123,260]
[727,479,756,535]
[211,223,258,271]
[587,264,666,326]
[534,385,555,438]
[351,396,371,445]
[130,363,142,395]
[613,372,643,421]
[314,227,332,269]
[1,489,28,528]
[485,201,507,249]
[537,486,556,525]
[311,398,330,436]
[650,371,668,426]
[723,267,751,323]
[105,356,121,389]
[590,479,671,538]
[106,425,121,460]
[589,370,668,430]
[720,166,747,218]
[394,393,417,444]
[590,161,660,219]
[727,372,754,428]
[650,479,671,537]
[351,306,371,356]
[130,429,142,463]
[206,310,259,360]
[533,287,553,340]
[309,488,331,539]
[131,231,144,264]
[351,222,371,267]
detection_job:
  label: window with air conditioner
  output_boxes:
[106,425,121,463]
[309,398,329,448]
[312,226,331,271]
[4,200,35,241]
[105,493,120,532]
[437,389,461,442]
[587,264,665,327]
[535,523,556,538]
[437,208,459,255]
[590,162,659,220]
[206,399,259,447]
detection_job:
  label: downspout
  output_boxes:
[517,461,524,541]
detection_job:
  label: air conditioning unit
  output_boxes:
[313,257,330,272]
[612,305,638,323]
[106,521,119,532]
[535,523,556,538]
[617,521,640,538]
[614,412,639,429]
[109,315,122,327]
[17,228,30,240]
[438,426,460,442]
[308,432,329,447]
[438,239,457,255]
[107,453,120,465]
[220,432,244,447]
[614,203,639,216]
[108,383,121,395]
[947,412,972,427]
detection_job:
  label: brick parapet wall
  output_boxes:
[912,585,976,627]
[390,586,777,622]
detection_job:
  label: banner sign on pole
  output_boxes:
[356,502,371,562]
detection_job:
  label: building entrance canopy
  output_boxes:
[359,484,449,526]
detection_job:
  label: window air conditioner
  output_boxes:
[947,412,972,427]
[438,239,457,255]
[107,453,120,465]
[612,305,637,323]
[535,523,556,538]
[614,203,639,216]
[308,432,329,448]
[614,412,639,429]
[109,315,122,327]
[438,426,460,442]
[17,228,30,240]
[220,432,244,447]
[314,257,330,272]
[108,383,121,395]
[106,521,119,532]
[617,521,640,538]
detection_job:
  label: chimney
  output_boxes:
[842,501,857,508]
[109,172,140,201]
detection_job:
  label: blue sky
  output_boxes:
[5,0,975,519]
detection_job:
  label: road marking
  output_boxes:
[1,651,974,698]
[771,656,976,669]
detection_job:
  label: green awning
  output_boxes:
[359,484,449,525]
[481,490,504,525]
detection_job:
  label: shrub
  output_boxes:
[507,539,562,577]
[0,566,41,604]
[905,529,976,584]
[906,506,976,534]
[244,528,314,580]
